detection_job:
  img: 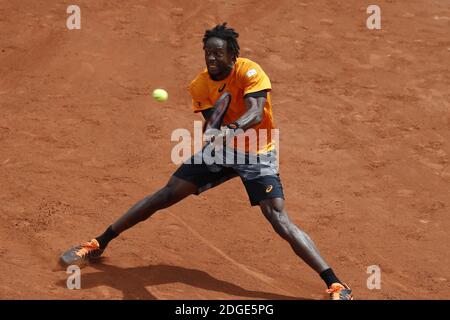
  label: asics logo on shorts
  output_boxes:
[266,185,273,193]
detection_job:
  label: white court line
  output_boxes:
[166,210,295,297]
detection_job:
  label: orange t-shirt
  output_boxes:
[189,57,276,154]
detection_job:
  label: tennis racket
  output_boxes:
[205,92,232,132]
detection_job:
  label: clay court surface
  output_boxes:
[0,0,449,299]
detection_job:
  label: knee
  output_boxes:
[152,185,177,209]
[268,209,293,238]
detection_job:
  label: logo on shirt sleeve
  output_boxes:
[246,69,257,78]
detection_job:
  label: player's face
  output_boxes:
[204,37,233,80]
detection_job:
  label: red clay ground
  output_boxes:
[0,0,449,299]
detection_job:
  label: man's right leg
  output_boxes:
[60,175,197,266]
[60,149,237,266]
[111,175,197,234]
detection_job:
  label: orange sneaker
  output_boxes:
[60,239,104,266]
[327,283,354,300]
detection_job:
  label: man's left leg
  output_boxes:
[233,149,353,300]
[259,197,329,273]
[259,197,353,300]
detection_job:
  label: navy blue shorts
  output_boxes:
[173,149,284,206]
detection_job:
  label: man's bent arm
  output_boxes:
[232,93,266,130]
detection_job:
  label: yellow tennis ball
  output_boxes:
[152,88,168,102]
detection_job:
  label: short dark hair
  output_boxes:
[202,22,240,60]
